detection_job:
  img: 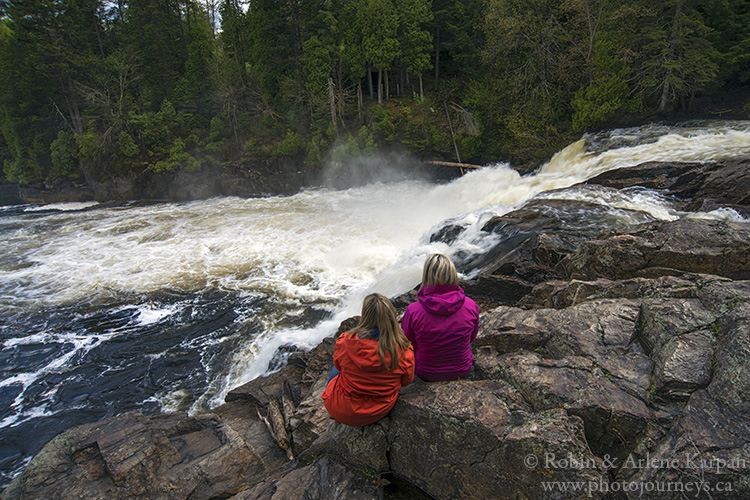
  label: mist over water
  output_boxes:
[1,120,749,486]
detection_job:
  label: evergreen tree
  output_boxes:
[124,0,188,107]
[698,0,750,89]
[395,0,433,98]
[0,0,103,182]
[431,0,483,88]
[246,0,297,100]
[361,0,400,103]
[629,0,719,112]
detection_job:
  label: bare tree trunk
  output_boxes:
[377,68,383,103]
[385,70,390,100]
[434,26,441,91]
[357,82,363,112]
[368,64,374,100]
[419,74,424,100]
[92,7,105,57]
[329,77,338,135]
[444,101,461,164]
[658,80,671,113]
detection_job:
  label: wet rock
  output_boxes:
[388,379,607,500]
[429,221,466,245]
[520,275,706,309]
[230,456,383,500]
[1,409,287,500]
[476,351,650,457]
[636,299,717,355]
[651,329,715,400]
[562,219,750,281]
[462,274,535,306]
[586,159,750,217]
[475,306,556,352]
[0,184,24,206]
[474,197,655,282]
[288,378,333,455]
[18,181,95,204]
[300,417,391,474]
[617,303,750,499]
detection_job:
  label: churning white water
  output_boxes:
[0,120,749,485]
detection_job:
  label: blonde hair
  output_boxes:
[352,293,411,370]
[421,253,459,288]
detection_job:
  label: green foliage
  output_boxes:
[333,127,377,160]
[208,117,225,143]
[361,0,400,72]
[117,132,139,158]
[572,72,630,132]
[246,0,298,99]
[76,131,101,163]
[49,131,78,179]
[631,0,720,111]
[0,0,747,187]
[3,157,28,184]
[273,131,302,157]
[396,0,433,75]
[152,137,201,173]
[371,105,398,140]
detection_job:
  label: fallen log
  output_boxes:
[424,160,481,171]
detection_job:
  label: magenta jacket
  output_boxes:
[401,285,479,381]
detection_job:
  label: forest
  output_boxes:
[0,0,748,186]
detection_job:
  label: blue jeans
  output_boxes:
[327,365,340,383]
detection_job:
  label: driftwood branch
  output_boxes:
[268,398,294,460]
[281,380,295,427]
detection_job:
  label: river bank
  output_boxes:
[3,157,749,499]
[5,151,469,206]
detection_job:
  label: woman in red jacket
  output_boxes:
[322,293,415,427]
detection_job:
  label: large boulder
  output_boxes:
[388,380,607,500]
[228,456,382,500]
[0,407,288,500]
[562,219,750,281]
[619,303,750,499]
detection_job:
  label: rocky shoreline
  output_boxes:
[5,154,462,206]
[2,159,750,499]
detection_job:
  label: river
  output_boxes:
[1,120,749,487]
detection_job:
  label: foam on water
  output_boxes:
[24,201,100,212]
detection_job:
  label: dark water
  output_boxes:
[0,285,329,486]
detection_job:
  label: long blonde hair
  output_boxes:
[421,253,459,288]
[351,293,411,370]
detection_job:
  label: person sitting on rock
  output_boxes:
[322,293,415,426]
[401,253,479,381]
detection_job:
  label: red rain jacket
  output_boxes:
[322,332,415,426]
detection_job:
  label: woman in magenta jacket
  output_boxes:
[401,254,479,381]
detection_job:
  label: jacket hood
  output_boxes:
[340,331,389,372]
[418,285,466,316]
